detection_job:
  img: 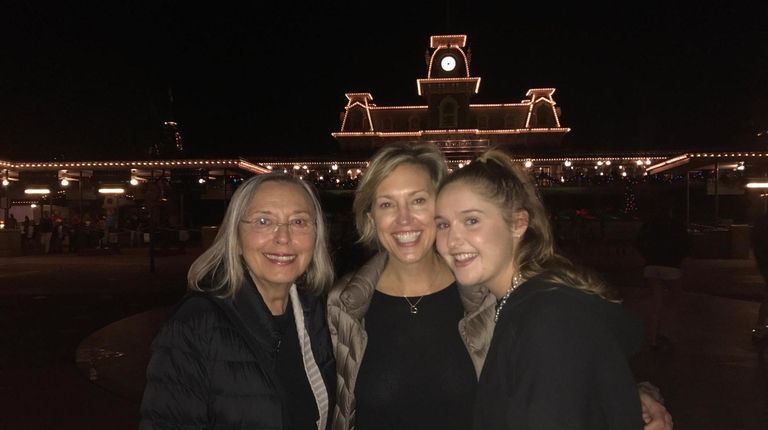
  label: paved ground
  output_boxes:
[1,246,766,429]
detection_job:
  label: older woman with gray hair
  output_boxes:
[140,173,336,430]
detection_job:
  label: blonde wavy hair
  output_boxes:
[353,143,448,249]
[438,148,618,301]
[187,173,334,297]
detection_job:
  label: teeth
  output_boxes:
[453,253,477,262]
[392,231,421,243]
[265,254,296,262]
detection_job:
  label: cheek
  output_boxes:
[435,233,448,255]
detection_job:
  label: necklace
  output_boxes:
[494,273,523,323]
[403,295,425,314]
[401,258,442,315]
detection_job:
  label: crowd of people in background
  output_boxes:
[4,211,147,254]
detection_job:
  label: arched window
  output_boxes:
[439,97,459,128]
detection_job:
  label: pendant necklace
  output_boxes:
[402,262,440,315]
[404,295,425,314]
[494,273,523,323]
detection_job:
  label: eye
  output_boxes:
[464,217,479,226]
[435,221,449,230]
[378,201,392,209]
[413,197,427,205]
[256,217,273,226]
[291,217,311,228]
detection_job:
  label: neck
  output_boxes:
[247,270,292,316]
[259,287,291,316]
[379,252,453,296]
[489,269,521,299]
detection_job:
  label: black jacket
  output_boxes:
[140,274,336,430]
[474,277,643,430]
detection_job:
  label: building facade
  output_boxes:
[333,35,569,158]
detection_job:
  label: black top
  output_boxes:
[273,303,319,430]
[355,282,476,430]
[474,277,643,430]
[139,270,336,430]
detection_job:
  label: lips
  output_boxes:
[392,231,421,244]
[451,252,478,267]
[263,253,297,264]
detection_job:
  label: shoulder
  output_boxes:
[154,293,233,345]
[328,253,386,311]
[506,279,641,354]
[508,280,620,336]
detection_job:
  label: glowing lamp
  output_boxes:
[60,179,69,186]
[98,188,125,194]
[746,182,768,189]
[25,188,51,195]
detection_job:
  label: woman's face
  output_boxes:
[435,181,526,296]
[238,181,316,292]
[371,163,437,266]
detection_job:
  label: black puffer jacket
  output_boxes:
[139,274,336,430]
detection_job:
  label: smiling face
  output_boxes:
[371,163,437,266]
[238,181,316,293]
[435,181,528,297]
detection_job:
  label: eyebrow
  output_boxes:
[246,210,313,217]
[375,189,431,200]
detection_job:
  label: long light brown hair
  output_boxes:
[438,148,618,301]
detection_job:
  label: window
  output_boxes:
[439,97,458,128]
[477,114,489,128]
[408,115,420,130]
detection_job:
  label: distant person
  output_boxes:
[751,211,768,343]
[636,202,689,350]
[140,173,335,429]
[38,213,53,254]
[6,213,18,229]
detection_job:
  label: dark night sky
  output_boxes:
[1,2,767,161]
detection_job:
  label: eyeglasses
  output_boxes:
[240,216,315,236]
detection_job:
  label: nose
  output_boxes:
[447,225,463,248]
[395,205,412,225]
[273,223,291,244]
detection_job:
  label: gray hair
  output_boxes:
[353,143,448,249]
[188,173,334,297]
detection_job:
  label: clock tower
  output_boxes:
[417,35,480,129]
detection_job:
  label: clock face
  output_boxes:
[440,55,457,72]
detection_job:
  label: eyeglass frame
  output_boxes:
[239,216,316,236]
